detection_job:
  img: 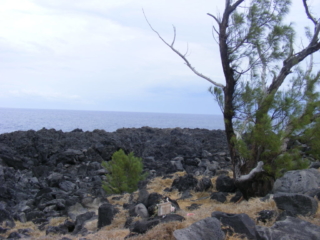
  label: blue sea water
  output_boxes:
[0,108,224,134]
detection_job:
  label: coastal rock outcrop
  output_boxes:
[0,127,230,235]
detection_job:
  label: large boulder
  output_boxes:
[256,216,320,240]
[171,174,198,192]
[173,217,225,240]
[273,193,318,216]
[216,175,236,193]
[273,169,320,194]
[211,211,257,239]
[210,192,227,203]
[97,203,116,229]
[135,203,149,219]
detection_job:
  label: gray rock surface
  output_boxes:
[256,216,320,240]
[273,169,320,193]
[173,217,225,240]
[135,203,149,219]
[211,211,257,239]
[273,193,318,216]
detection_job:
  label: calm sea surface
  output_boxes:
[0,108,224,134]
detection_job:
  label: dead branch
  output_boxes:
[142,9,225,88]
[236,161,264,181]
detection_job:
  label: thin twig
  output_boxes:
[207,13,221,26]
[171,25,176,47]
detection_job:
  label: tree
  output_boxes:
[144,0,320,188]
[102,149,147,194]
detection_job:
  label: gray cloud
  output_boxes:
[0,0,319,114]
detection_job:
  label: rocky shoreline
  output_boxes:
[0,127,319,239]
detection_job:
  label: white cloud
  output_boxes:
[0,0,318,114]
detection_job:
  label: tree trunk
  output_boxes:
[219,1,244,179]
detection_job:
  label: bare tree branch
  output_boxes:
[183,43,189,57]
[171,25,176,47]
[229,0,245,13]
[143,9,225,88]
[302,0,318,25]
[207,13,221,26]
[267,41,320,94]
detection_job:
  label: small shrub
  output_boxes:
[102,149,147,194]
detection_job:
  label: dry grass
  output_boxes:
[2,171,320,240]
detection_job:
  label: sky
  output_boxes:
[0,0,319,115]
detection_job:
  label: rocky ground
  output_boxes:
[0,127,319,239]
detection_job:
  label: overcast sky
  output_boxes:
[0,0,319,115]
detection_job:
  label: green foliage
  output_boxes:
[232,67,320,177]
[101,149,147,194]
[215,0,320,178]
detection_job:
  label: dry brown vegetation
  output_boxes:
[2,170,320,240]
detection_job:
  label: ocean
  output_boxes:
[0,108,225,134]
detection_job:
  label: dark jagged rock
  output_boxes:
[216,174,236,193]
[195,177,213,192]
[211,211,257,240]
[173,217,225,240]
[256,216,320,240]
[97,204,116,229]
[171,174,198,192]
[256,210,277,223]
[210,192,228,203]
[273,193,318,216]
[7,231,24,239]
[131,219,160,234]
[0,208,15,228]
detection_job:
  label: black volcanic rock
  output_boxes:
[171,174,198,192]
[0,127,230,229]
[216,174,236,193]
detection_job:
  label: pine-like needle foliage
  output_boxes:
[102,149,147,194]
[145,0,320,181]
